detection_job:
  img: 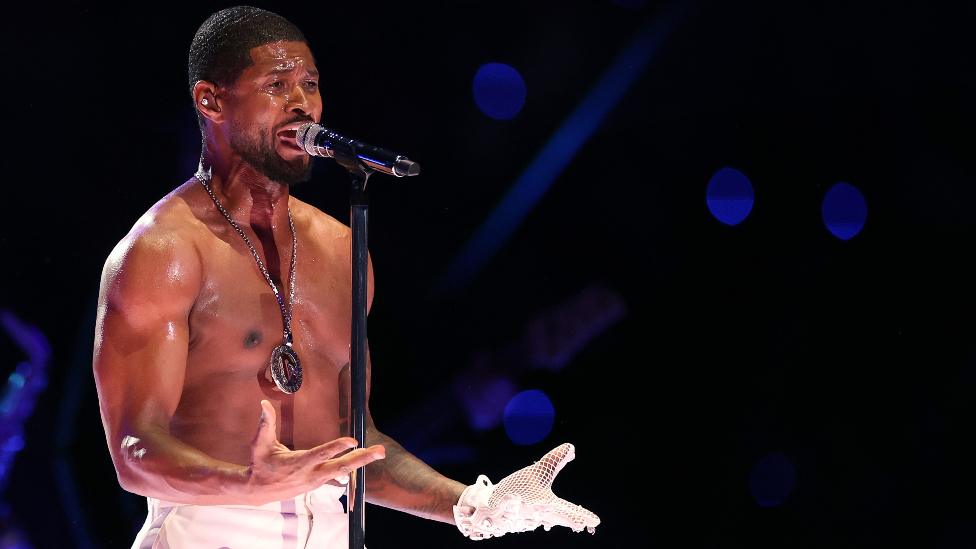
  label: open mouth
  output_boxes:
[276,129,304,151]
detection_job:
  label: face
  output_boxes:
[221,40,322,185]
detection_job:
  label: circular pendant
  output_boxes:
[269,344,303,394]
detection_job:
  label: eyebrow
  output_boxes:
[267,66,319,78]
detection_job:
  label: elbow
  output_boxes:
[114,459,148,496]
[116,467,138,494]
[112,433,151,495]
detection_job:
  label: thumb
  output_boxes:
[538,443,575,479]
[251,400,279,453]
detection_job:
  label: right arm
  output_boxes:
[93,229,382,505]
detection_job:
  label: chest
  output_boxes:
[188,238,353,373]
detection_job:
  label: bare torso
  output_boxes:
[146,178,357,465]
[97,174,463,517]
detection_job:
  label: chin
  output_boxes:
[231,132,314,187]
[273,160,314,187]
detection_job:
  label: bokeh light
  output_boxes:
[706,167,755,226]
[503,389,555,445]
[473,63,527,120]
[822,182,867,240]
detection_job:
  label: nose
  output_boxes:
[286,85,310,116]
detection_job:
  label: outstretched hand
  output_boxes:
[493,442,600,532]
[247,400,385,504]
[454,442,600,540]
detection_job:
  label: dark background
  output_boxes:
[3,0,976,547]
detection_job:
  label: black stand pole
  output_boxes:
[325,129,418,549]
[336,152,373,549]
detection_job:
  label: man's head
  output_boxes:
[189,6,321,185]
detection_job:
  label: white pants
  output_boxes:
[131,484,350,549]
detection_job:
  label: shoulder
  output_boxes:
[104,181,206,273]
[288,196,376,264]
[100,181,206,315]
[289,196,350,242]
[288,195,357,264]
[289,195,375,304]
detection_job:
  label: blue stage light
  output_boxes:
[503,389,555,445]
[706,167,754,226]
[822,182,867,240]
[473,62,527,120]
[439,5,689,294]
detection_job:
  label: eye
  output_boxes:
[303,81,319,91]
[267,81,284,91]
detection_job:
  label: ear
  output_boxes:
[192,80,224,124]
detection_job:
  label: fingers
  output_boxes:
[314,444,385,482]
[343,444,386,465]
[307,437,360,459]
[539,498,601,532]
[308,438,385,462]
[251,400,279,450]
[538,442,575,477]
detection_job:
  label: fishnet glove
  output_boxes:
[453,443,600,540]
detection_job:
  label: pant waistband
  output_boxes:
[151,482,347,516]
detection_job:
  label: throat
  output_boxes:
[248,183,286,223]
[249,222,286,286]
[242,184,295,289]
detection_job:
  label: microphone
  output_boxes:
[296,123,420,177]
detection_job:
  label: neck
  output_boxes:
[198,151,290,229]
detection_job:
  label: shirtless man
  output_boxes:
[93,6,599,547]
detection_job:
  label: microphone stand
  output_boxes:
[332,146,373,549]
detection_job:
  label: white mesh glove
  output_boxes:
[452,442,600,540]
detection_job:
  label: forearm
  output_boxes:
[113,426,253,505]
[364,429,466,524]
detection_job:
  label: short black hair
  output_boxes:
[188,5,306,96]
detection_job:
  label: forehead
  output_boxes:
[245,40,317,74]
